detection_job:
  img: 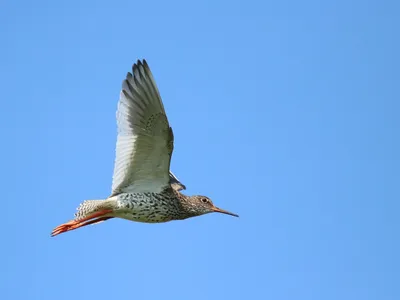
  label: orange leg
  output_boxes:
[51,210,114,237]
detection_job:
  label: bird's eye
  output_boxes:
[201,198,209,204]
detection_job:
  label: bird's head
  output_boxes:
[187,195,239,218]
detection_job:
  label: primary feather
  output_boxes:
[111,60,176,196]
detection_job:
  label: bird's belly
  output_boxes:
[117,209,172,223]
[116,193,177,223]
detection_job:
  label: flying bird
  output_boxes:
[51,60,238,237]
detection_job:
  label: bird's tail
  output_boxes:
[74,199,114,220]
[51,199,116,237]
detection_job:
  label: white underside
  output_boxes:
[118,179,166,194]
[116,211,173,223]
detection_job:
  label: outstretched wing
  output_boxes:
[110,60,174,196]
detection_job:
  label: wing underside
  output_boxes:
[110,60,176,196]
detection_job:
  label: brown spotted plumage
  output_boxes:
[51,60,238,237]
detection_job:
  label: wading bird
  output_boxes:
[51,60,238,237]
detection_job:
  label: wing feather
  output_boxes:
[110,60,178,196]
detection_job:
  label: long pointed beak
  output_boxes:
[212,206,239,217]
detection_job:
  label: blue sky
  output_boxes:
[2,0,399,299]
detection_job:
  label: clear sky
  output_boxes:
[2,0,399,299]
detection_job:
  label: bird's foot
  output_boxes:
[51,210,113,237]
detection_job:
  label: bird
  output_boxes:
[51,59,238,237]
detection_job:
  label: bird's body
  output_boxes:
[51,60,237,237]
[114,191,183,223]
[89,190,193,224]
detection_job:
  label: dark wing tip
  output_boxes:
[142,59,150,70]
[133,59,147,69]
[131,59,149,80]
[132,59,151,76]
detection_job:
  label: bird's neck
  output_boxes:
[173,190,199,220]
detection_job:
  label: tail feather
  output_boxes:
[51,199,116,237]
[75,199,107,220]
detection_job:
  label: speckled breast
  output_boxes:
[116,192,180,223]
